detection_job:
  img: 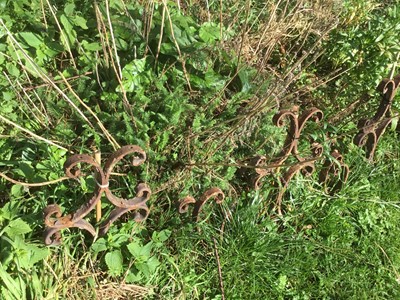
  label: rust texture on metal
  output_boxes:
[178,188,225,222]
[43,145,151,245]
[319,150,349,194]
[239,155,269,190]
[243,107,324,189]
[242,107,325,215]
[354,74,400,160]
[272,106,324,164]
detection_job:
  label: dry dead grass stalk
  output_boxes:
[95,282,151,300]
[232,0,340,73]
[43,251,152,300]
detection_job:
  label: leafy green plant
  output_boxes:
[0,201,50,299]
[92,227,171,284]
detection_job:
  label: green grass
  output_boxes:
[1,0,400,299]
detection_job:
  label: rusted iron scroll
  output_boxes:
[273,141,323,215]
[354,74,400,160]
[43,145,151,245]
[319,149,349,194]
[178,187,225,222]
[272,106,324,164]
[272,107,325,214]
[240,107,324,191]
[239,155,269,190]
[243,106,324,215]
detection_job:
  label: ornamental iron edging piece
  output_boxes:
[178,187,225,222]
[354,74,400,160]
[272,106,325,215]
[242,106,325,215]
[243,106,325,190]
[44,73,400,242]
[43,145,151,246]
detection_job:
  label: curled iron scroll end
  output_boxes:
[193,188,225,222]
[136,183,152,200]
[376,75,400,97]
[64,154,102,179]
[353,131,377,161]
[43,204,63,245]
[311,142,323,158]
[121,145,147,166]
[43,227,62,246]
[239,155,269,190]
[105,145,146,174]
[302,108,324,123]
[43,204,62,227]
[99,204,150,236]
[178,196,196,214]
[99,183,151,236]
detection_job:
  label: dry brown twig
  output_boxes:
[213,238,226,300]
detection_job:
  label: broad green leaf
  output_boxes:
[125,270,142,283]
[120,58,152,92]
[160,42,176,55]
[127,241,154,262]
[153,229,171,243]
[91,238,108,253]
[10,185,24,198]
[5,63,19,77]
[105,250,123,276]
[135,256,160,278]
[20,54,42,78]
[127,241,142,258]
[64,3,75,16]
[199,22,220,43]
[82,41,102,51]
[73,16,88,29]
[134,262,150,278]
[146,256,160,274]
[0,202,17,221]
[4,219,31,238]
[19,32,43,48]
[13,241,50,269]
[60,14,76,46]
[2,92,13,102]
[107,233,130,248]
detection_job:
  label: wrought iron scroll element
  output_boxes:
[272,106,324,215]
[354,74,400,160]
[319,149,349,194]
[241,107,324,190]
[178,187,225,222]
[272,106,324,164]
[274,142,323,215]
[273,106,324,215]
[43,145,151,245]
[239,155,268,190]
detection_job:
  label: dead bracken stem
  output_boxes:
[0,172,69,187]
[94,150,102,222]
[58,72,120,150]
[213,238,225,300]
[0,114,69,152]
[161,0,192,92]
